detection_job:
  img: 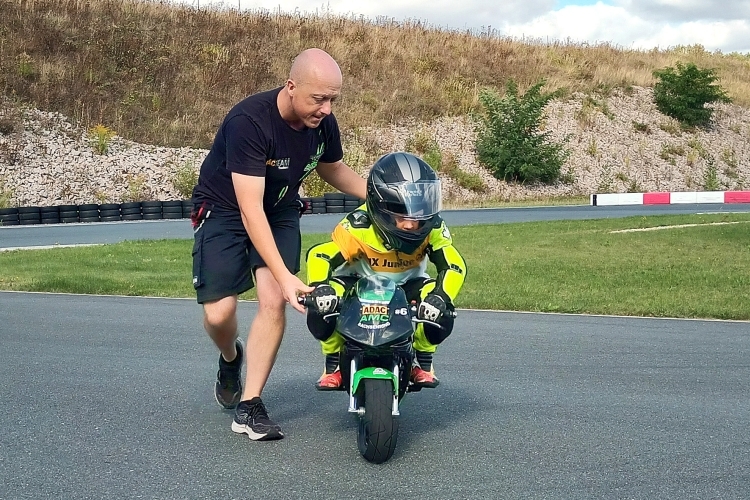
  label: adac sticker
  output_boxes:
[359,303,389,325]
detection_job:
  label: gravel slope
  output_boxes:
[1,86,748,207]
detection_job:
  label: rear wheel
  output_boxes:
[357,378,398,463]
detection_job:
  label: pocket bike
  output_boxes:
[300,274,456,464]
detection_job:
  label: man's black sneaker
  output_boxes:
[214,339,243,409]
[231,397,284,441]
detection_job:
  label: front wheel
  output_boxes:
[357,378,398,463]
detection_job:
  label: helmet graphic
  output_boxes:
[365,152,442,254]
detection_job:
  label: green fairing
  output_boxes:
[351,367,398,395]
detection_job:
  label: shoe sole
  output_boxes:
[410,380,440,389]
[231,421,284,441]
[315,383,343,391]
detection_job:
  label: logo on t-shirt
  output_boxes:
[266,158,290,170]
[303,142,326,174]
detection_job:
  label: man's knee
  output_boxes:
[254,267,287,311]
[203,296,237,329]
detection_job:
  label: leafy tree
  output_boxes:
[652,62,731,128]
[475,80,568,184]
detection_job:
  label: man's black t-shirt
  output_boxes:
[192,87,343,213]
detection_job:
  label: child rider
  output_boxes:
[304,152,467,390]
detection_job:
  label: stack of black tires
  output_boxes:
[300,194,365,215]
[0,195,361,226]
[0,200,194,225]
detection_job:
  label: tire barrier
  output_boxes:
[301,194,364,216]
[0,194,367,226]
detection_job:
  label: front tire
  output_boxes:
[357,378,398,463]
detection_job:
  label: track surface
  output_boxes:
[1,204,748,499]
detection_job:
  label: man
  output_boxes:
[191,48,367,441]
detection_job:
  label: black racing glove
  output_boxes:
[311,283,339,315]
[417,294,447,322]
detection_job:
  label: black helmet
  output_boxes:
[366,152,442,254]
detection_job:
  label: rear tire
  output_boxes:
[357,378,398,463]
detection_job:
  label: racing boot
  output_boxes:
[315,353,343,391]
[410,351,440,388]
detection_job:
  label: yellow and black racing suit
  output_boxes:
[305,206,467,356]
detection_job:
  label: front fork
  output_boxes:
[346,343,413,417]
[347,358,401,416]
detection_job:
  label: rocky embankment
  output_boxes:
[1,86,748,207]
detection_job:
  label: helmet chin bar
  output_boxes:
[371,211,434,254]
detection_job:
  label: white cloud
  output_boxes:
[321,0,556,26]
[503,3,750,53]
[171,0,750,53]
[615,0,750,22]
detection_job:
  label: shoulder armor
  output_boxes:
[345,209,371,229]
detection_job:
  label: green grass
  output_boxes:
[1,213,749,320]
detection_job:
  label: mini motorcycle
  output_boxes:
[301,274,456,464]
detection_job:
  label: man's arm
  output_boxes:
[316,160,367,200]
[232,172,312,312]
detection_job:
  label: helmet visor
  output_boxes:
[380,180,442,220]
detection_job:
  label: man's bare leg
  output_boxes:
[203,295,239,362]
[242,266,287,399]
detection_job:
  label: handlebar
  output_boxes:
[297,295,457,327]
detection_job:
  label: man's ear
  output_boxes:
[286,79,296,97]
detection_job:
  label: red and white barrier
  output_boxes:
[591,191,750,206]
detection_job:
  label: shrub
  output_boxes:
[122,173,152,202]
[475,80,568,184]
[172,160,199,199]
[0,179,14,208]
[405,130,443,171]
[441,152,486,192]
[88,124,116,155]
[703,156,722,191]
[301,172,333,198]
[652,62,731,128]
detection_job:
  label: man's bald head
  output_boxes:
[289,48,342,88]
[278,48,342,130]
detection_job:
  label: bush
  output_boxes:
[172,160,198,199]
[475,80,568,184]
[405,130,442,171]
[441,152,486,192]
[301,171,333,198]
[652,62,731,128]
[88,124,116,155]
[0,179,14,208]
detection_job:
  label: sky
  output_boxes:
[171,0,750,54]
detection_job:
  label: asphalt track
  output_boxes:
[1,204,749,499]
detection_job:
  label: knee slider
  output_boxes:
[423,307,455,345]
[307,310,336,341]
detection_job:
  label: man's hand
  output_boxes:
[279,274,314,313]
[311,283,339,315]
[417,294,447,322]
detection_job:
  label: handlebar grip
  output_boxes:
[297,295,315,307]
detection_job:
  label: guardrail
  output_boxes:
[590,190,750,206]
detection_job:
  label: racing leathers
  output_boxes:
[305,206,467,359]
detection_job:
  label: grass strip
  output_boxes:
[0,213,748,320]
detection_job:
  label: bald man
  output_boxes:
[190,48,366,441]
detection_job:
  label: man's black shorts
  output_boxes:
[191,203,301,304]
